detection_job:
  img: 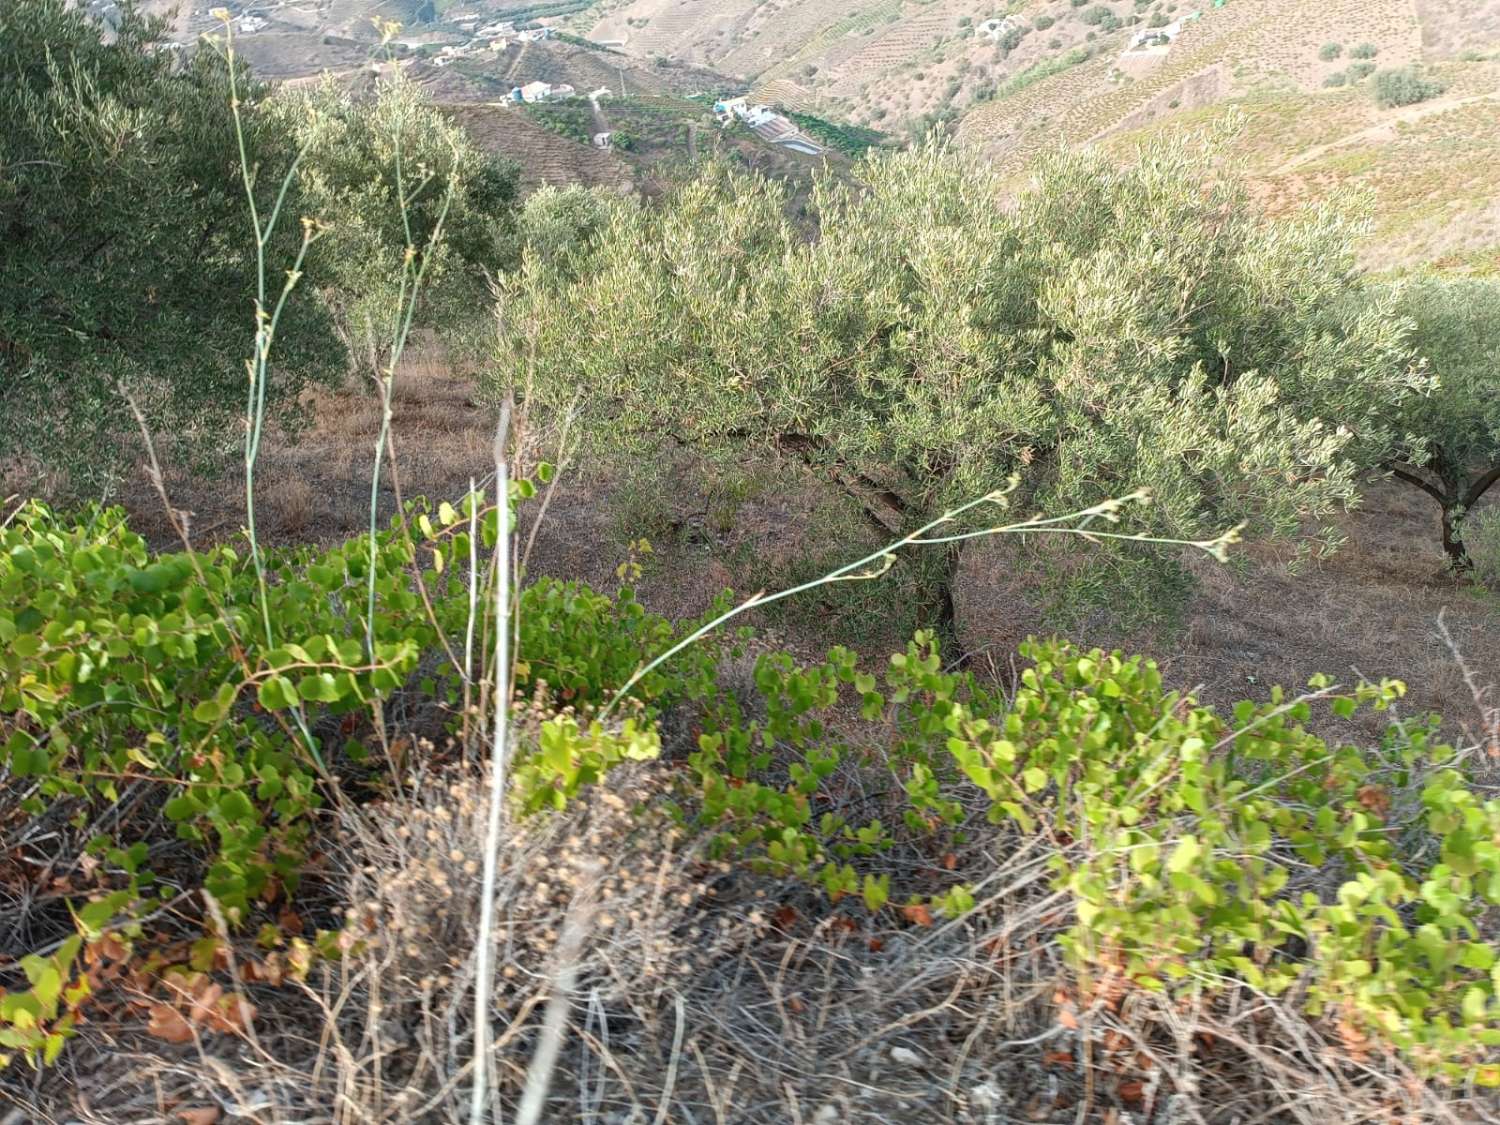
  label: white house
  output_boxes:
[237,12,267,33]
[712,96,749,124]
[512,81,574,102]
[976,16,1019,40]
[1127,11,1200,50]
[593,131,612,149]
[517,27,554,43]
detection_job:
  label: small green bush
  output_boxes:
[1319,41,1343,61]
[1373,65,1447,107]
[1466,506,1500,587]
[1349,42,1379,59]
[649,630,1500,1086]
[1081,5,1115,27]
[1034,14,1055,29]
[1323,71,1348,87]
[1347,60,1377,81]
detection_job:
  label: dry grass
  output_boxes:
[960,479,1500,743]
[10,754,1497,1124]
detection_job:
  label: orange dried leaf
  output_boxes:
[900,904,933,927]
[147,1004,194,1045]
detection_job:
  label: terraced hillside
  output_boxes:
[411,37,735,102]
[1101,57,1500,272]
[441,102,637,193]
[955,0,1429,172]
[444,91,843,199]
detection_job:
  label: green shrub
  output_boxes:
[1034,14,1055,29]
[1350,42,1379,59]
[1081,5,1116,27]
[5,499,1500,1085]
[1347,60,1377,81]
[672,633,1500,1085]
[1319,41,1343,61]
[1373,65,1447,107]
[1468,506,1500,587]
[1323,71,1348,87]
[0,494,720,1063]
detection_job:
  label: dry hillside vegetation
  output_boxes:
[956,0,1425,168]
[109,351,1500,748]
[1102,58,1500,271]
[443,103,638,193]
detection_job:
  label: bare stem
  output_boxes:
[471,405,513,1125]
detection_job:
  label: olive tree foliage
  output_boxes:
[489,137,1424,630]
[262,76,519,380]
[0,0,342,491]
[1384,276,1500,570]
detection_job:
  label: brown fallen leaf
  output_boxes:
[176,1108,221,1125]
[900,903,933,927]
[147,1003,194,1045]
[1042,1049,1075,1070]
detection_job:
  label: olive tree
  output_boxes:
[264,75,519,379]
[0,0,342,490]
[1385,276,1500,571]
[490,138,1424,632]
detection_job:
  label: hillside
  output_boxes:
[568,0,1500,269]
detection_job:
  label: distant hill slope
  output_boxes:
[574,0,1500,270]
[410,36,736,101]
[1100,59,1500,273]
[441,102,637,193]
[444,92,849,198]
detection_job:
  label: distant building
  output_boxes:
[237,13,267,33]
[593,132,612,149]
[712,96,749,124]
[512,81,574,103]
[1127,11,1201,50]
[517,27,553,43]
[976,16,1019,41]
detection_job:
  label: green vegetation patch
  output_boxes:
[783,110,890,157]
[1373,66,1447,108]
